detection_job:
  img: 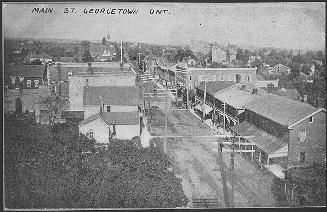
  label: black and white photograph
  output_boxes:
[2,1,326,209]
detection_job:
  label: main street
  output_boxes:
[144,84,277,208]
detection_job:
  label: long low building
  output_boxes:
[230,94,326,177]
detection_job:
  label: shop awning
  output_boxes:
[194,103,213,115]
[230,121,288,156]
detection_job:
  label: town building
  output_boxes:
[90,42,117,61]
[212,46,227,63]
[273,64,291,75]
[83,86,139,119]
[4,65,49,114]
[195,82,267,128]
[185,67,257,90]
[4,64,47,90]
[231,94,326,176]
[226,47,237,63]
[68,63,136,112]
[255,74,279,88]
[79,111,140,142]
[79,86,140,143]
[248,55,262,65]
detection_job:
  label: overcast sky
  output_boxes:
[2,2,325,50]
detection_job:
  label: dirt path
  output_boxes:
[150,110,277,208]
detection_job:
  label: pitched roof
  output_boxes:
[5,65,46,78]
[214,84,268,109]
[271,88,301,101]
[244,94,320,127]
[83,86,139,106]
[48,64,132,82]
[256,75,265,81]
[196,81,236,96]
[274,64,290,69]
[230,121,287,154]
[79,111,139,126]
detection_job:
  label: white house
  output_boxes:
[79,85,140,143]
[79,111,140,142]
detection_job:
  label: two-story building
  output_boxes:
[273,64,291,75]
[230,94,326,176]
[4,65,47,90]
[4,65,49,114]
[68,64,136,112]
[79,86,140,142]
[185,67,257,90]
[195,82,267,129]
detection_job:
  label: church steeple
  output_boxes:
[106,24,110,41]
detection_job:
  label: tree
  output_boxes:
[4,115,188,209]
[102,37,107,45]
[301,65,312,75]
[81,40,91,51]
[82,50,93,62]
[288,62,301,80]
[40,96,69,126]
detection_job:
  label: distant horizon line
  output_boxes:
[4,36,325,52]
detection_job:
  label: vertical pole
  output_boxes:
[164,86,168,154]
[202,80,207,121]
[251,145,254,158]
[120,41,123,63]
[223,102,226,134]
[230,137,235,208]
[186,76,189,110]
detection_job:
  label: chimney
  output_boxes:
[99,96,103,114]
[87,62,93,74]
[57,63,62,81]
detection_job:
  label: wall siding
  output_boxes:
[69,74,136,111]
[288,111,326,166]
[79,118,110,143]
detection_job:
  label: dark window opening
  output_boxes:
[300,152,305,163]
[107,106,111,112]
[308,116,313,123]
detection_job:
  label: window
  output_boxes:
[198,75,205,82]
[309,116,313,123]
[107,106,111,112]
[11,77,15,85]
[4,86,8,94]
[298,130,306,143]
[212,75,216,81]
[34,80,39,87]
[227,75,231,81]
[68,71,72,77]
[299,152,305,163]
[27,80,31,87]
[221,76,224,81]
[87,130,94,139]
[51,85,56,93]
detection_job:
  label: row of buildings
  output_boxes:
[4,61,142,143]
[146,61,325,177]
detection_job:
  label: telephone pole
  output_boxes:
[164,85,168,153]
